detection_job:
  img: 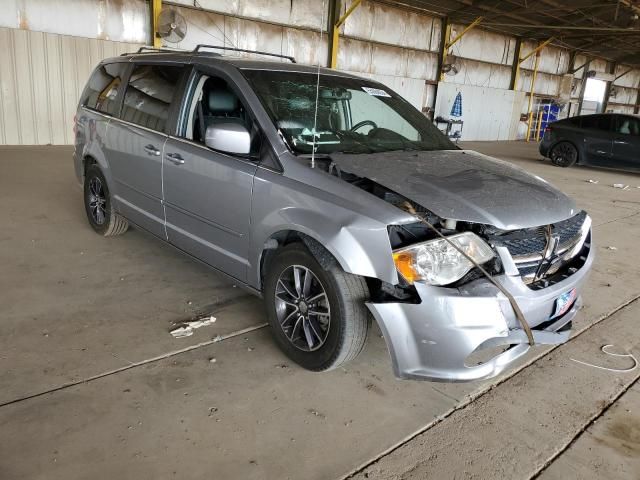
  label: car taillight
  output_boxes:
[544,126,552,136]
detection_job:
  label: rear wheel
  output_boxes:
[549,141,578,168]
[83,164,129,236]
[263,243,370,371]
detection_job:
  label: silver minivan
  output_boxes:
[74,46,594,382]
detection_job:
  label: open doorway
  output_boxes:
[581,78,607,115]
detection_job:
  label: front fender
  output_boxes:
[250,208,399,290]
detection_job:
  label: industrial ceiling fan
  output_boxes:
[157,8,187,43]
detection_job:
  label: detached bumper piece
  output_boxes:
[370,224,594,382]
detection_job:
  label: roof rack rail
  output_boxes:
[193,44,296,63]
[121,46,189,56]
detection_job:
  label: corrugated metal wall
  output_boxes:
[0,27,140,145]
[609,65,640,114]
[0,0,637,145]
[0,0,149,43]
[168,3,327,66]
[338,0,440,110]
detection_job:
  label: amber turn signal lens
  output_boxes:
[392,251,418,284]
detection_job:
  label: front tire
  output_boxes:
[263,243,370,371]
[83,164,128,236]
[549,141,578,168]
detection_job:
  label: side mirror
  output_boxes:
[205,123,251,155]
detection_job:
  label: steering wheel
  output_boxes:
[350,120,378,132]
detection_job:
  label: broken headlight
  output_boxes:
[392,232,495,285]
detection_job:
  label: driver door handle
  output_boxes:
[166,152,185,165]
[144,144,161,156]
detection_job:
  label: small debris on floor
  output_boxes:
[208,407,218,417]
[169,315,216,338]
[209,357,217,364]
[586,179,599,184]
[247,347,254,352]
[274,363,289,369]
[606,246,618,251]
[612,183,630,190]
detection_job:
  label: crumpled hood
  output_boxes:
[330,149,578,230]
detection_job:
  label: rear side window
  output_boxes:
[616,116,640,136]
[581,115,612,131]
[120,64,184,132]
[81,62,128,115]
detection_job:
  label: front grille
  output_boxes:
[494,212,587,258]
[487,211,589,288]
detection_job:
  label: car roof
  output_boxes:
[104,50,365,80]
[572,113,639,118]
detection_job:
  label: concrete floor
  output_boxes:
[0,142,639,479]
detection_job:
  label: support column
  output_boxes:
[509,38,522,90]
[151,0,162,47]
[566,51,577,117]
[326,0,340,67]
[433,16,449,109]
[329,0,361,69]
[602,62,617,113]
[577,58,591,115]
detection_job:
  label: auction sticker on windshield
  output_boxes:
[362,86,391,97]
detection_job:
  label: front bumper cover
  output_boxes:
[368,238,594,382]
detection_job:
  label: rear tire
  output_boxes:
[83,164,129,236]
[549,141,578,168]
[263,243,370,371]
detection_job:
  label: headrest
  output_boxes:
[208,88,238,113]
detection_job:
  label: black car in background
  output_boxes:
[540,113,640,171]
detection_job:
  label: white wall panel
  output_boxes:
[590,58,609,73]
[172,5,327,66]
[446,60,512,90]
[610,86,638,105]
[516,70,561,97]
[338,37,438,80]
[170,0,325,30]
[608,104,635,114]
[434,82,525,141]
[613,66,640,88]
[342,0,439,52]
[0,0,148,43]
[449,24,515,66]
[520,43,570,75]
[0,27,140,145]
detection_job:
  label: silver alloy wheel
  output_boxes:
[88,177,107,225]
[274,265,331,352]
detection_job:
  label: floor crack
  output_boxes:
[0,323,267,409]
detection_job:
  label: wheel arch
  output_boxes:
[549,138,581,165]
[257,230,344,292]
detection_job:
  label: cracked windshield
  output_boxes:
[242,70,455,155]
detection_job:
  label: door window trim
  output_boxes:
[171,65,283,172]
[119,61,189,135]
[81,61,132,118]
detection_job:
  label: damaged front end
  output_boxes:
[322,155,594,382]
[377,211,592,382]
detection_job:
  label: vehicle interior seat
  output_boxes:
[619,120,631,134]
[205,87,245,128]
